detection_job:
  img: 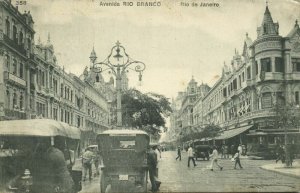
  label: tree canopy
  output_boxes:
[112,89,172,136]
[179,124,223,142]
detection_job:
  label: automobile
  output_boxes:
[97,129,149,193]
[194,145,212,161]
[0,119,82,193]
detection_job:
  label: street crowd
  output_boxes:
[175,144,245,170]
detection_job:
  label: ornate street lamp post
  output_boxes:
[90,41,146,127]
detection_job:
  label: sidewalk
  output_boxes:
[260,159,300,179]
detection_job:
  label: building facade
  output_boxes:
[172,5,300,150]
[0,0,35,120]
[169,78,210,140]
[0,0,113,145]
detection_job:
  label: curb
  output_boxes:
[259,166,300,179]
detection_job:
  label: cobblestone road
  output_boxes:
[80,151,300,192]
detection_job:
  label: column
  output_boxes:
[47,66,50,89]
[47,99,51,119]
[0,52,5,120]
[33,70,37,116]
[26,63,31,119]
[271,57,275,73]
[284,52,291,73]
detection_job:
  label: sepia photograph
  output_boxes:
[0,0,300,192]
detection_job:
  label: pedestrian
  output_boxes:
[152,145,161,187]
[224,145,229,159]
[82,148,94,181]
[275,145,284,163]
[233,151,243,169]
[148,145,160,192]
[187,145,197,167]
[155,146,162,159]
[176,146,181,161]
[32,139,75,193]
[210,146,223,171]
[221,145,225,159]
[242,144,246,156]
[93,150,100,177]
[238,144,243,154]
[230,144,235,158]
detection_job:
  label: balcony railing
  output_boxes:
[4,71,26,87]
[218,109,276,128]
[4,108,26,119]
[3,34,27,55]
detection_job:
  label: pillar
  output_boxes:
[26,63,31,119]
[0,55,5,120]
[32,70,37,116]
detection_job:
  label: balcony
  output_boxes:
[4,71,26,87]
[46,87,55,98]
[4,108,26,120]
[219,109,276,129]
[3,34,27,56]
[240,109,276,123]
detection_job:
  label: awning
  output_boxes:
[215,125,253,140]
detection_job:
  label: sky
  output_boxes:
[14,0,300,99]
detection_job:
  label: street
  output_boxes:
[80,151,300,192]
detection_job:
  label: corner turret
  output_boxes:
[257,5,279,38]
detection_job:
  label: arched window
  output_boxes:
[19,63,23,78]
[13,25,17,42]
[13,92,17,109]
[20,93,23,110]
[6,90,10,109]
[19,31,23,45]
[262,92,272,109]
[5,19,10,37]
[12,59,17,75]
[27,38,31,51]
[5,55,10,72]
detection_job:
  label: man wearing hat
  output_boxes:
[148,143,162,192]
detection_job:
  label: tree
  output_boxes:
[273,102,299,167]
[112,89,172,137]
[178,124,223,143]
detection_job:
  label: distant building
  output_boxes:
[170,77,210,140]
